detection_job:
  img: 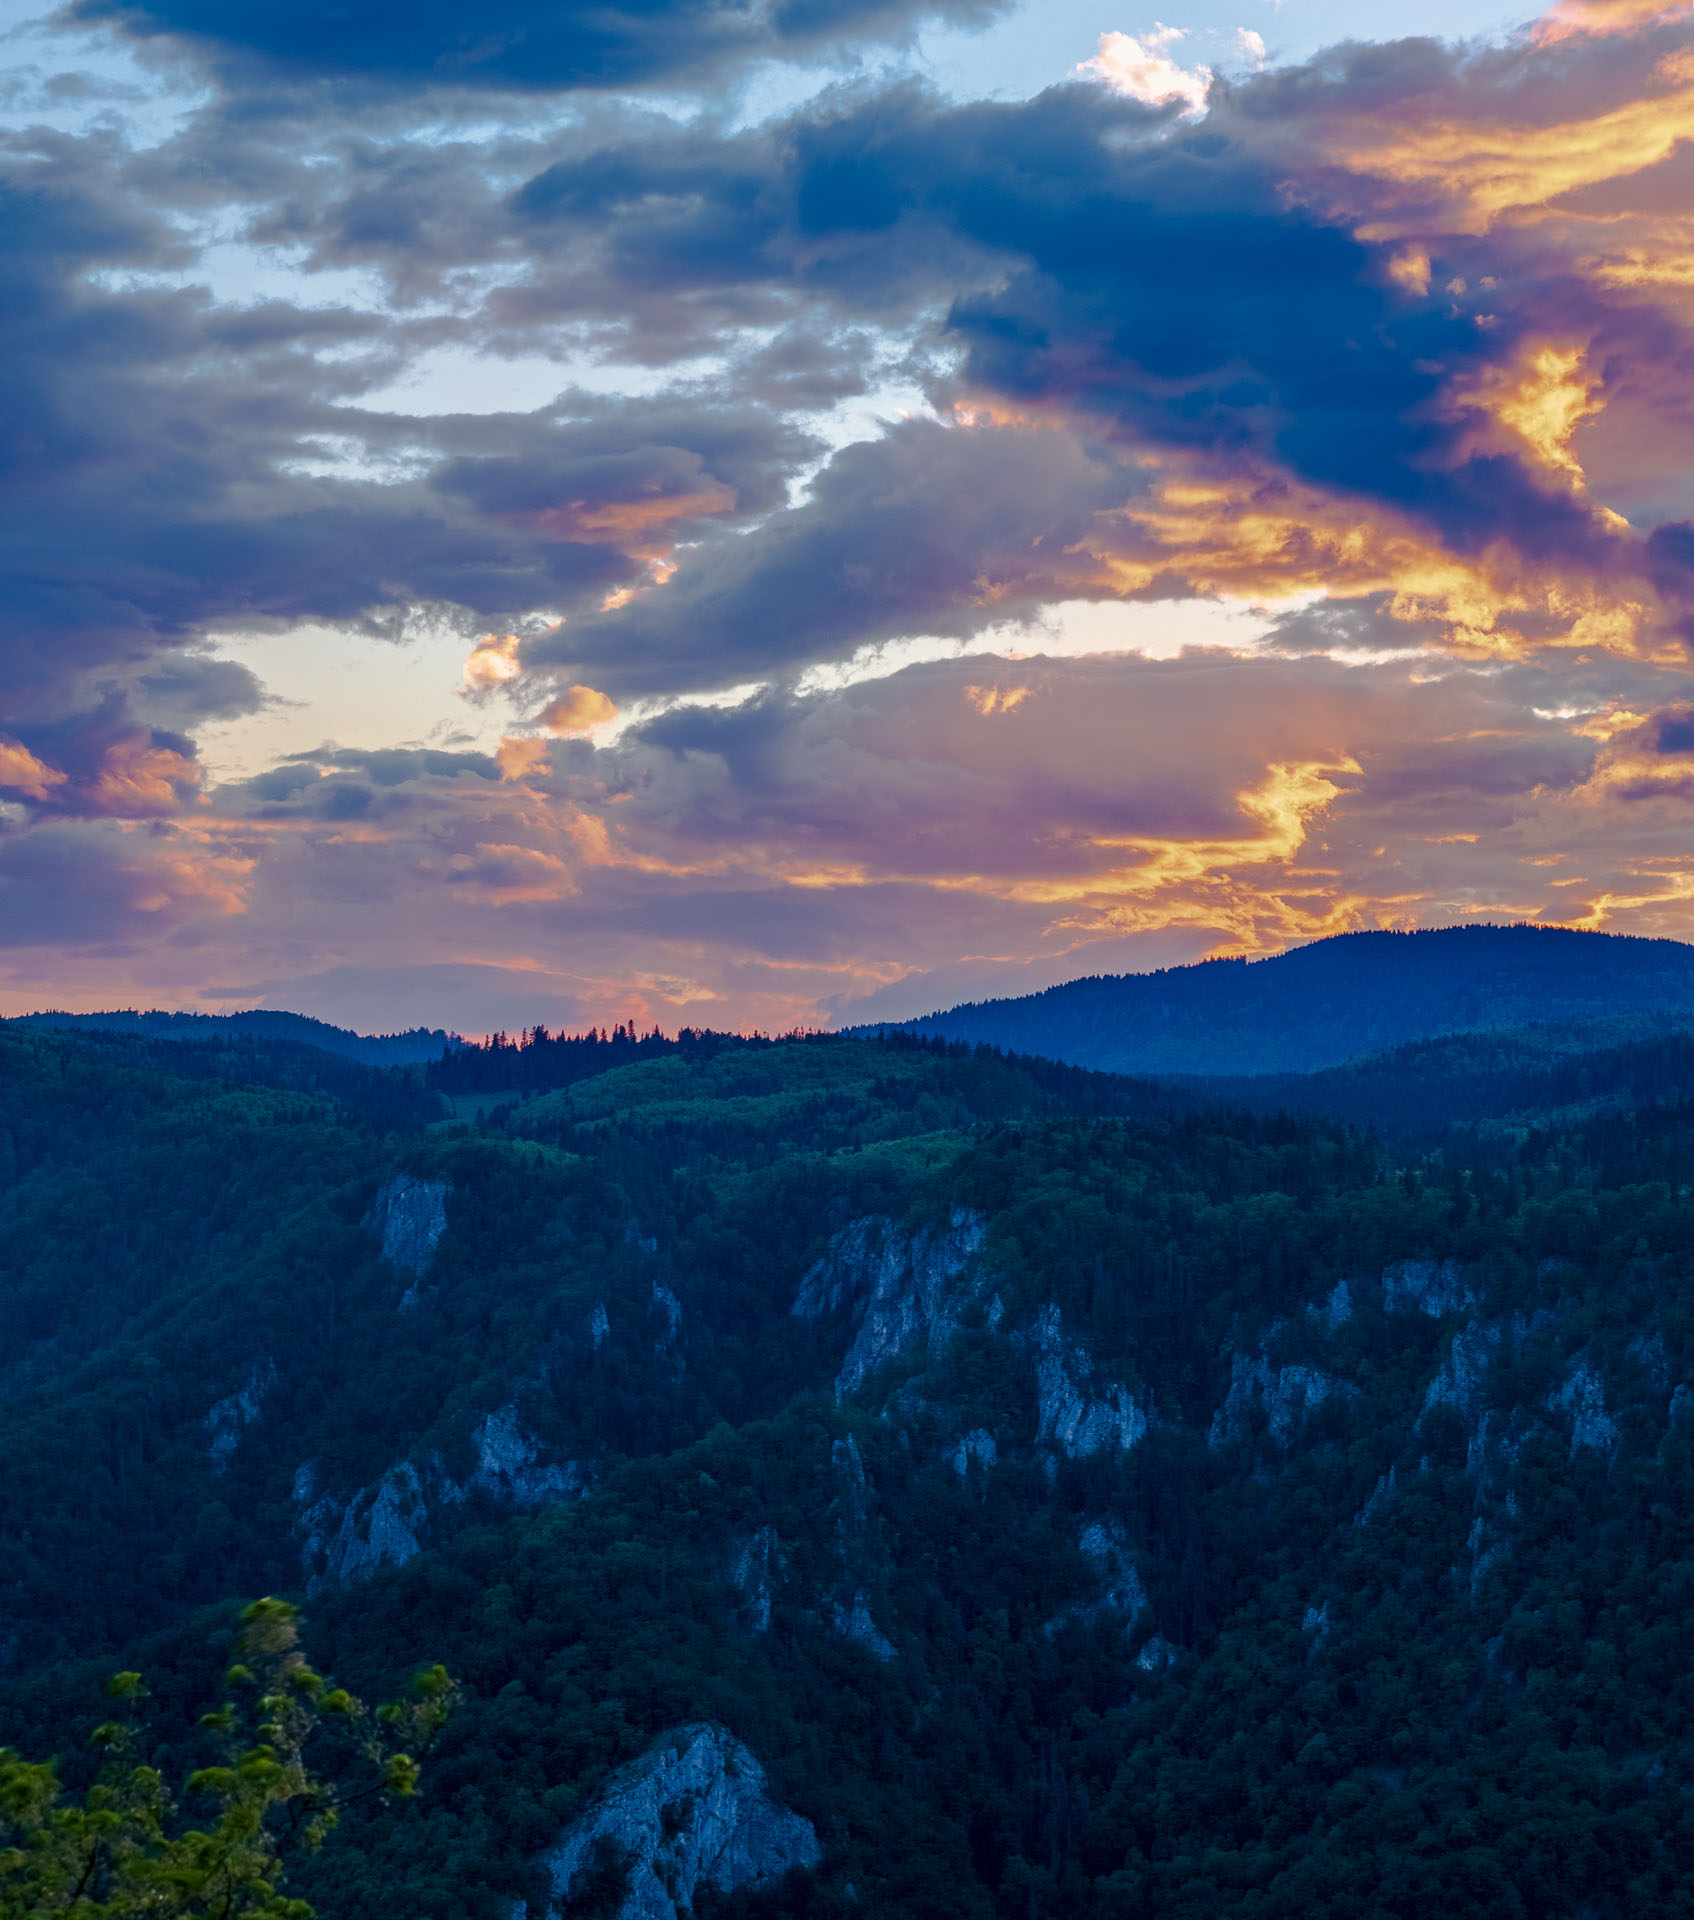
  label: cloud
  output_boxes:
[537,686,618,734]
[65,0,1010,93]
[0,742,69,804]
[524,414,1137,694]
[9,0,1694,1023]
[1075,29,1212,116]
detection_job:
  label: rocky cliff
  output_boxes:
[527,1723,819,1920]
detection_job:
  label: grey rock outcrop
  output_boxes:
[1209,1355,1346,1448]
[793,1208,987,1396]
[823,1434,897,1656]
[1384,1257,1471,1317]
[831,1590,896,1660]
[531,1723,819,1920]
[300,1459,430,1589]
[651,1282,683,1351]
[365,1175,449,1278]
[1459,1516,1510,1602]
[205,1359,276,1471]
[1033,1306,1147,1457]
[1317,1281,1353,1331]
[1355,1464,1397,1525]
[1550,1357,1620,1454]
[1423,1319,1505,1423]
[728,1527,784,1634]
[951,1428,998,1477]
[1047,1519,1147,1637]
[297,1407,583,1589]
[470,1406,585,1507]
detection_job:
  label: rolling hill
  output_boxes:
[855,923,1694,1075]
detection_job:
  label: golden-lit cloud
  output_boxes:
[520,481,737,559]
[496,737,553,782]
[1453,342,1608,484]
[536,685,618,735]
[462,632,525,693]
[1534,0,1694,45]
[964,684,1035,715]
[0,739,66,802]
[87,739,201,817]
[1324,48,1694,233]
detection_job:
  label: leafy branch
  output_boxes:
[0,1598,456,1919]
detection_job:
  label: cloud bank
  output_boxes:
[8,0,1694,1029]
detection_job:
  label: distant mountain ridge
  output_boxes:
[852,924,1694,1076]
[14,1006,456,1066]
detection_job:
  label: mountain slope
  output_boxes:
[17,1006,456,1066]
[1,1025,1694,1916]
[856,923,1694,1075]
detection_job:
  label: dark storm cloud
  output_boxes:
[65,0,1007,94]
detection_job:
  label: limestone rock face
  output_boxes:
[1046,1518,1146,1637]
[1033,1306,1147,1457]
[1423,1320,1505,1423]
[1550,1357,1620,1454]
[1383,1257,1471,1317]
[532,1723,819,1920]
[951,1428,998,1478]
[728,1526,783,1634]
[470,1405,585,1506]
[365,1175,449,1278]
[1210,1355,1348,1449]
[205,1359,276,1471]
[299,1459,430,1589]
[793,1207,987,1396]
[296,1406,583,1589]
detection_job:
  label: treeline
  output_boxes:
[426,1022,740,1094]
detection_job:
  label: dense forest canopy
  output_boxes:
[3,945,1694,1916]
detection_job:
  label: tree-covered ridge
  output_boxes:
[862,923,1694,1076]
[17,1009,456,1068]
[0,1018,1693,1915]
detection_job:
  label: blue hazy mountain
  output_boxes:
[854,923,1694,1076]
[15,1006,456,1066]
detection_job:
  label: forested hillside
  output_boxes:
[20,1006,456,1065]
[1,1017,1693,1917]
[863,924,1694,1076]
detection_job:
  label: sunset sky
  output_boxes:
[5,0,1694,1035]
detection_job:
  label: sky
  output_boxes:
[5,0,1694,1036]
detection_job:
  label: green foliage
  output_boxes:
[0,1601,452,1919]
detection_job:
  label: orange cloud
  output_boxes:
[523,483,737,558]
[462,631,525,693]
[1314,47,1694,234]
[537,685,618,735]
[88,739,200,817]
[0,739,66,802]
[1450,341,1608,484]
[496,737,553,782]
[965,684,1035,715]
[1534,0,1694,45]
